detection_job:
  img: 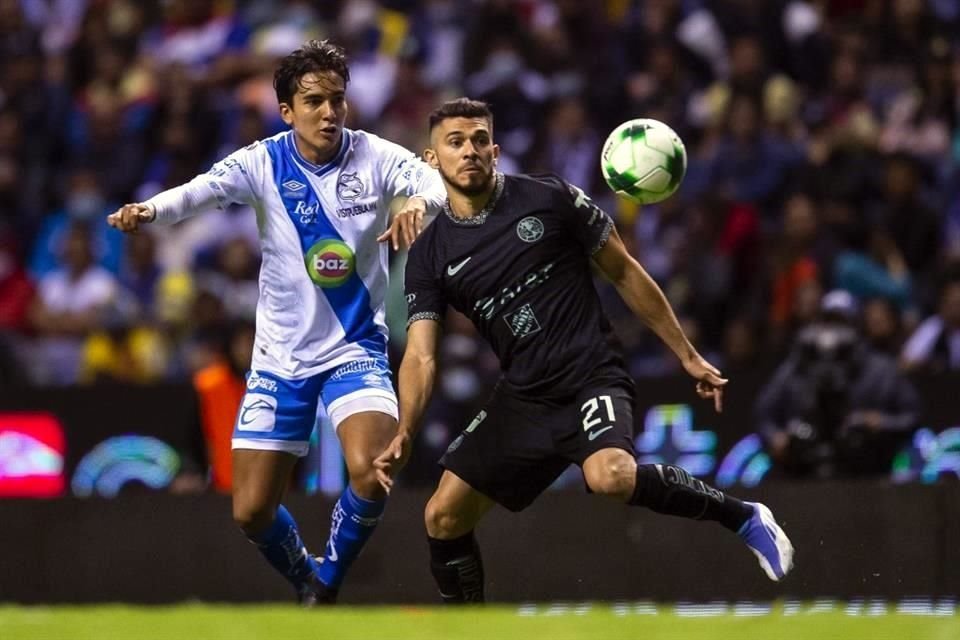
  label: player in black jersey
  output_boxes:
[374,98,794,602]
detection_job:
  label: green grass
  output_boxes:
[0,603,956,640]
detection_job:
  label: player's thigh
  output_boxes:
[231,370,323,525]
[231,449,300,529]
[441,393,570,513]
[321,356,399,492]
[232,370,323,458]
[568,384,636,463]
[425,469,496,539]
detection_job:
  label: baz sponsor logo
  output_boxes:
[238,393,278,433]
[337,172,364,201]
[305,239,355,288]
[504,303,542,338]
[516,216,544,243]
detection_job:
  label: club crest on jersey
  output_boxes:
[337,172,364,201]
[516,216,544,243]
[305,238,355,288]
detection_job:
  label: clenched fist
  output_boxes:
[107,203,155,233]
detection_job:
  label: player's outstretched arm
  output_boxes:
[593,226,728,412]
[107,147,259,233]
[373,318,442,493]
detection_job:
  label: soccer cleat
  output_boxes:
[738,502,794,581]
[297,557,339,606]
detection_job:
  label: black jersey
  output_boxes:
[405,172,631,398]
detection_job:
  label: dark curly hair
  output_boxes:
[273,39,350,105]
[428,98,494,132]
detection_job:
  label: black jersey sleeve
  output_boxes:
[404,241,446,328]
[558,179,615,255]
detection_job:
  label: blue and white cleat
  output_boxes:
[738,502,794,581]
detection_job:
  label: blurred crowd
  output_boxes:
[1,0,959,406]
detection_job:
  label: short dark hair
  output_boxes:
[273,39,350,105]
[428,98,494,132]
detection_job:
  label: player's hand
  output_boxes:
[373,432,413,495]
[107,203,155,233]
[683,354,728,413]
[377,196,426,250]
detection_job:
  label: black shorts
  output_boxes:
[439,382,636,512]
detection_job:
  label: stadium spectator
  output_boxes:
[867,154,942,299]
[29,167,124,278]
[767,192,826,337]
[27,222,120,385]
[862,296,905,357]
[191,322,255,494]
[0,223,31,385]
[117,231,163,321]
[194,236,260,323]
[756,290,920,478]
[528,95,603,197]
[833,226,912,310]
[901,279,960,372]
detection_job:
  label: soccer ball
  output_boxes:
[600,118,687,205]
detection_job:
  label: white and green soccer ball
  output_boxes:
[600,118,687,205]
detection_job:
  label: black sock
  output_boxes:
[629,464,752,532]
[427,532,485,603]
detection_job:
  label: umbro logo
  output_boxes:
[282,179,306,192]
[446,257,471,276]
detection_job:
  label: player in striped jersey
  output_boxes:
[108,40,444,604]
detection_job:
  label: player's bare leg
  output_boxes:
[313,410,397,598]
[582,448,794,581]
[424,470,495,603]
[338,410,396,501]
[232,449,299,532]
[232,449,324,602]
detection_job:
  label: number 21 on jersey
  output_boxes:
[581,395,615,431]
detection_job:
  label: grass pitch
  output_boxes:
[1,602,956,640]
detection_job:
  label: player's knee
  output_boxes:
[344,454,386,500]
[585,453,637,500]
[232,499,275,536]
[424,496,467,538]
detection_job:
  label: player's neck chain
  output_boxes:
[443,172,505,226]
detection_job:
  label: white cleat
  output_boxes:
[738,502,795,581]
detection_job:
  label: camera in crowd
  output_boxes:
[758,291,920,478]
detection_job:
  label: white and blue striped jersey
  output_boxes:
[146,128,445,378]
